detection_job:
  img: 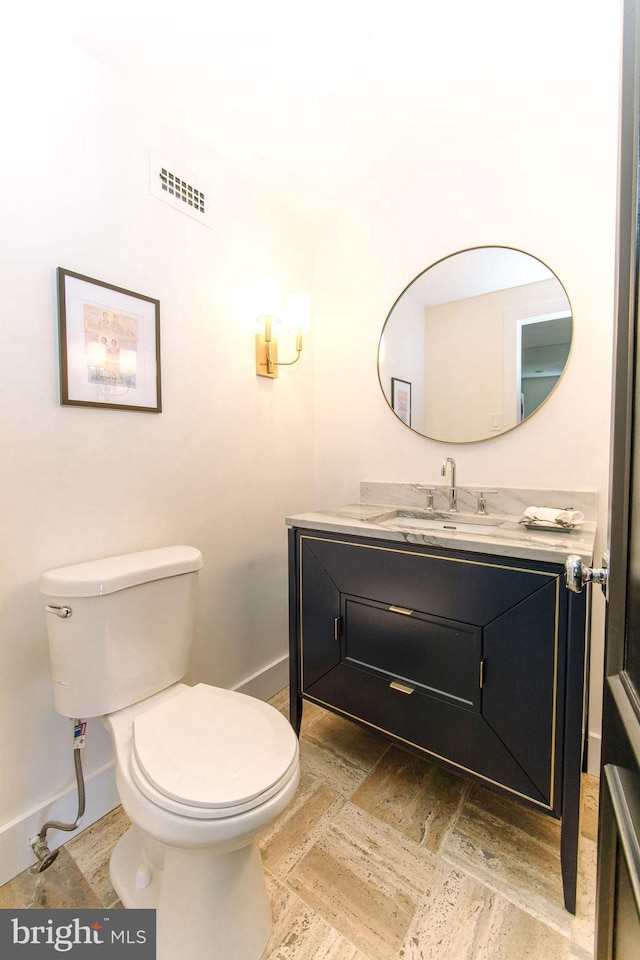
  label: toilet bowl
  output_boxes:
[105,682,300,960]
[40,546,300,959]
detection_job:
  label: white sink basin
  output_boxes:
[384,513,504,536]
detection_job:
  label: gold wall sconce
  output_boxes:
[254,280,311,379]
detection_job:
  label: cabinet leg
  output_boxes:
[560,804,578,914]
[290,690,303,736]
[560,592,587,915]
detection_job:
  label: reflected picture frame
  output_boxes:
[57,268,162,413]
[391,377,412,427]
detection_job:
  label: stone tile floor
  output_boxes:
[0,689,599,959]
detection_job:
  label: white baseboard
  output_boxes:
[0,761,119,888]
[233,653,289,701]
[587,732,601,777]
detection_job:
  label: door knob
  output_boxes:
[565,552,609,599]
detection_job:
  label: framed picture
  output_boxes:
[391,377,412,426]
[57,268,161,412]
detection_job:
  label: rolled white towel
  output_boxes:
[522,506,585,527]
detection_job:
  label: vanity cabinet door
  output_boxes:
[294,532,566,812]
[482,578,561,804]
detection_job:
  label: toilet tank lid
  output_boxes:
[40,546,203,598]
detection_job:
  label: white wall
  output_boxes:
[311,4,621,774]
[0,9,314,882]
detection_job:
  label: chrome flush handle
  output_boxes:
[44,604,72,618]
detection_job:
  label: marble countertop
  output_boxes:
[286,500,596,565]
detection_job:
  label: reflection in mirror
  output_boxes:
[378,247,572,443]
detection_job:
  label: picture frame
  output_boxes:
[57,268,162,413]
[391,377,412,426]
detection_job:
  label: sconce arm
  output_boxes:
[271,348,302,367]
[271,329,304,366]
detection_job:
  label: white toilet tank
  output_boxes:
[40,546,203,719]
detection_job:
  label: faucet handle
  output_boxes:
[416,484,436,511]
[473,489,497,515]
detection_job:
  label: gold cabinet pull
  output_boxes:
[389,605,414,616]
[334,617,340,641]
[390,680,415,695]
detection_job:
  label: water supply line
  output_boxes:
[30,721,87,873]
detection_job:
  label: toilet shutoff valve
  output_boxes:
[73,720,86,749]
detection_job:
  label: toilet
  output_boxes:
[40,546,300,960]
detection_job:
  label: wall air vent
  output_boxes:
[149,149,212,228]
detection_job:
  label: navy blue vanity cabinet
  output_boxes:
[288,527,588,914]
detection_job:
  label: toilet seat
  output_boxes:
[130,683,299,819]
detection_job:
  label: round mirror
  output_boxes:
[378,246,573,443]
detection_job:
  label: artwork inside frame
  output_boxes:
[391,377,412,426]
[57,268,162,413]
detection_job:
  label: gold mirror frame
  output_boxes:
[378,246,573,443]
